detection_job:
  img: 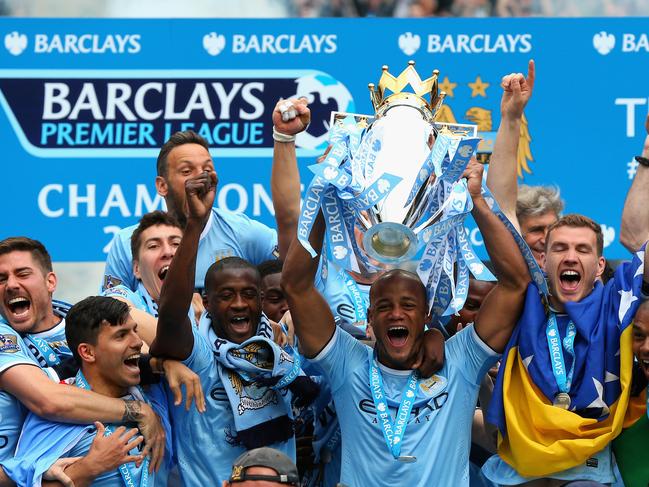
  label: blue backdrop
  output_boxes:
[0,18,646,261]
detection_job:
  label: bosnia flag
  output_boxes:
[486,246,646,477]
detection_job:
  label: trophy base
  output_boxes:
[363,222,418,265]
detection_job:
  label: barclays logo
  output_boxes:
[4,31,27,56]
[593,31,615,55]
[203,32,226,56]
[600,224,615,248]
[398,32,421,56]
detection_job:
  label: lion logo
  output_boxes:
[436,97,533,179]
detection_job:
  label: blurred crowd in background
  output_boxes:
[5,0,649,18]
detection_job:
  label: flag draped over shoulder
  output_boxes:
[486,246,647,477]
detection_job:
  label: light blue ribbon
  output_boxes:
[368,354,419,459]
[75,370,149,487]
[545,313,576,394]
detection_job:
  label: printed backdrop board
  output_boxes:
[1,18,647,261]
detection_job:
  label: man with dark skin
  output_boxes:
[281,160,530,486]
[150,170,303,486]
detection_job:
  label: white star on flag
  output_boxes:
[618,289,638,324]
[587,378,610,416]
[633,251,644,278]
[522,355,534,369]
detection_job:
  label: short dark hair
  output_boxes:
[545,214,603,257]
[205,257,260,293]
[370,269,427,304]
[66,296,130,365]
[257,259,283,279]
[130,211,183,261]
[156,130,210,178]
[0,237,52,274]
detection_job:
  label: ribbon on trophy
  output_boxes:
[296,62,548,329]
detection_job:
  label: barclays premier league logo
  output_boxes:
[0,70,354,158]
[289,73,355,151]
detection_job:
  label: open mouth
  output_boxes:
[158,266,170,281]
[6,297,31,318]
[559,270,581,292]
[230,316,251,333]
[123,353,140,372]
[386,326,409,348]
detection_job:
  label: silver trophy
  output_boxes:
[336,61,478,269]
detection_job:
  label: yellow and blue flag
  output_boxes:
[486,246,646,477]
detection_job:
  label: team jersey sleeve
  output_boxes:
[237,213,279,264]
[0,328,39,375]
[445,324,500,386]
[102,285,148,312]
[311,326,368,394]
[103,228,137,291]
[182,327,214,375]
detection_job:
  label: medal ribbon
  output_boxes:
[75,370,150,487]
[368,356,419,459]
[545,313,577,395]
[341,271,368,325]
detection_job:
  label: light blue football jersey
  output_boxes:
[170,328,295,486]
[103,208,278,291]
[313,324,499,486]
[8,385,169,487]
[481,443,616,484]
[0,323,47,461]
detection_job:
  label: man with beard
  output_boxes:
[281,160,530,486]
[103,130,278,294]
[0,237,165,467]
[3,296,171,487]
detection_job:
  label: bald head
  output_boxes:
[370,269,426,305]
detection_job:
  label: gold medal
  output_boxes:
[553,392,571,410]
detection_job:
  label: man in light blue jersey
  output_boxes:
[281,160,530,486]
[0,237,166,466]
[4,296,171,487]
[150,170,318,486]
[103,130,279,293]
[103,211,196,344]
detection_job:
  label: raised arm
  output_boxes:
[281,212,335,358]
[620,114,649,252]
[485,60,535,229]
[150,171,216,361]
[467,161,531,352]
[271,98,311,259]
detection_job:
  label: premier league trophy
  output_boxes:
[296,61,498,324]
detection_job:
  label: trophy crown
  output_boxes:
[368,61,446,122]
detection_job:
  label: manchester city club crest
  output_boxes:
[435,74,534,179]
[419,374,448,397]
